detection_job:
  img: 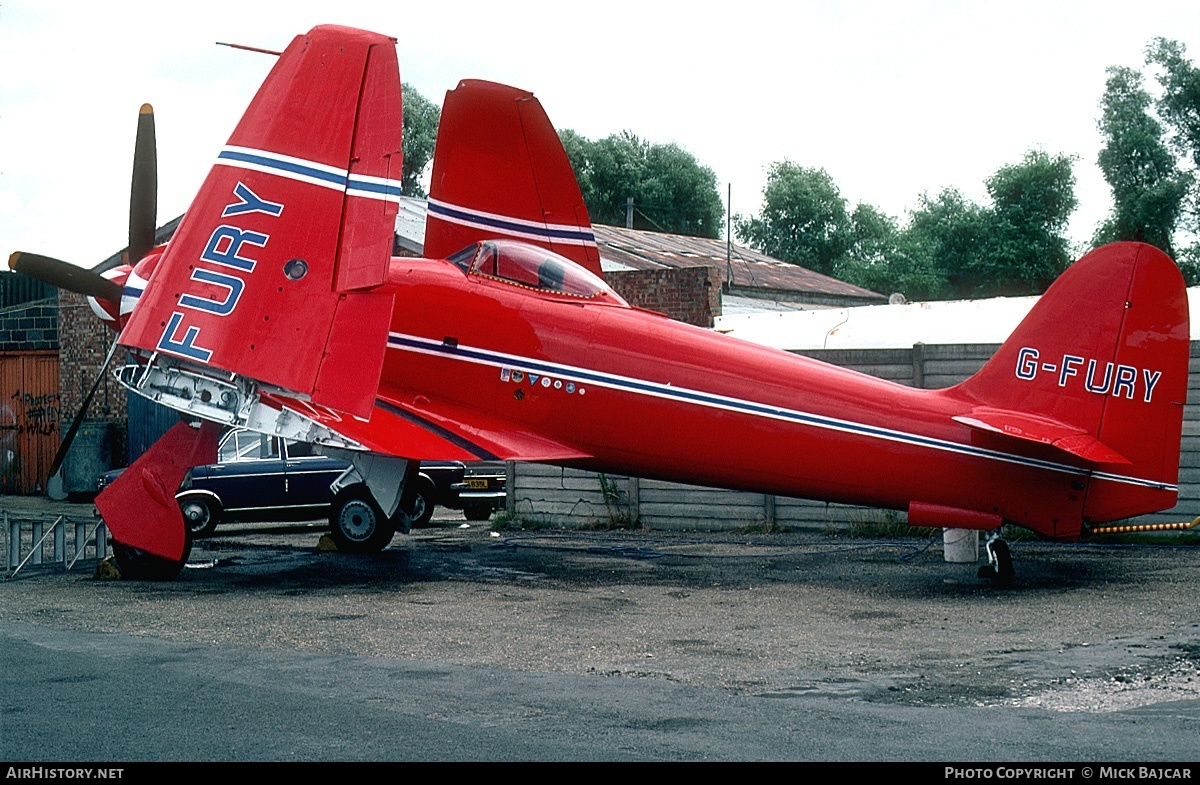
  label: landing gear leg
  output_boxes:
[977,530,1014,586]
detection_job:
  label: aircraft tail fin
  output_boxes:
[950,242,1189,525]
[424,80,603,278]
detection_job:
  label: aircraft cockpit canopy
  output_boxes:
[452,240,627,304]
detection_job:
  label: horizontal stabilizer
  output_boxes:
[953,407,1130,465]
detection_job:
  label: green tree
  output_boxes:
[903,188,990,297]
[1146,38,1200,279]
[733,162,853,276]
[976,151,1077,294]
[735,153,1077,299]
[835,204,948,300]
[895,153,1076,298]
[1094,66,1191,255]
[560,130,725,238]
[402,83,440,198]
[1147,38,1200,173]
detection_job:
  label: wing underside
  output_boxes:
[259,390,592,464]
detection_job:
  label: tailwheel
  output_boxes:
[977,533,1014,586]
[112,537,192,581]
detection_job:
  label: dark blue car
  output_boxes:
[98,429,499,540]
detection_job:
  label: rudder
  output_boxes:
[951,242,1189,528]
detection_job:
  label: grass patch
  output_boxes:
[490,511,555,532]
[738,521,790,534]
[847,520,938,539]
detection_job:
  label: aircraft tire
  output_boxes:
[978,539,1014,586]
[991,539,1014,586]
[112,538,191,581]
[330,490,395,553]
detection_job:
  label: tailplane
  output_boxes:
[950,242,1189,527]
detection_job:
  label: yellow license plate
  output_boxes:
[467,478,488,489]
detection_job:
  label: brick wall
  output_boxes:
[57,291,126,424]
[605,266,721,328]
[0,298,57,352]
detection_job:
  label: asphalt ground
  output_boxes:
[2,495,1199,761]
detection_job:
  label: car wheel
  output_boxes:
[463,504,492,522]
[112,538,191,581]
[178,496,220,538]
[407,478,437,528]
[329,490,395,553]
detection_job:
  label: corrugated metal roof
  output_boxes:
[0,271,57,309]
[390,197,882,303]
[591,225,885,302]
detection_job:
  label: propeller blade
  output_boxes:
[128,103,157,265]
[47,336,122,481]
[8,252,123,301]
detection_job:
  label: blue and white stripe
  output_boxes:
[387,331,1177,493]
[120,270,148,317]
[216,146,402,203]
[427,199,598,248]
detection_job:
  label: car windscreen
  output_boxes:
[217,430,281,463]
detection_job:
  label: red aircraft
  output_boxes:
[11,25,1191,583]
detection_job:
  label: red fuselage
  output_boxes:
[380,257,1121,541]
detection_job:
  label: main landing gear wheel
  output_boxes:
[978,535,1014,586]
[329,490,395,553]
[112,537,192,581]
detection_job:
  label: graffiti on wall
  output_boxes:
[0,388,61,490]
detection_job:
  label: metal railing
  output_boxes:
[6,512,109,577]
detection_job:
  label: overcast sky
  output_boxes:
[3,0,1199,268]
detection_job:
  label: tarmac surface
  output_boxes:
[2,495,1199,761]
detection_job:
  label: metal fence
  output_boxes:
[5,512,109,577]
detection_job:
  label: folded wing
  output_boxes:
[119,25,402,419]
[424,80,602,277]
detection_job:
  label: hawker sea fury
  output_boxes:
[11,25,1192,582]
